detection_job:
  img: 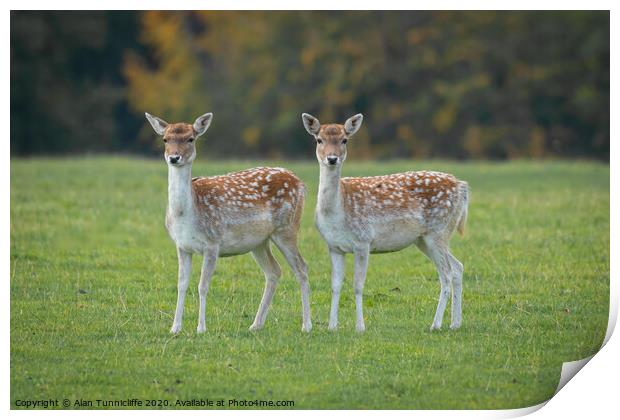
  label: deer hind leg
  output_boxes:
[447,253,464,329]
[271,231,312,332]
[249,241,282,331]
[417,236,452,331]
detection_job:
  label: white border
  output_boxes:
[2,0,618,10]
[4,2,617,419]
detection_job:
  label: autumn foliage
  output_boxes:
[12,11,609,159]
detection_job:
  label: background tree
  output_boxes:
[11,11,144,155]
[11,11,609,160]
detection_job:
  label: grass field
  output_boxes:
[10,157,609,409]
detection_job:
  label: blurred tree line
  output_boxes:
[11,11,146,155]
[11,11,609,160]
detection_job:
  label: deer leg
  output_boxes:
[271,232,312,332]
[197,247,218,333]
[447,253,464,329]
[418,237,452,331]
[353,246,370,332]
[328,250,345,331]
[171,248,192,334]
[249,242,282,331]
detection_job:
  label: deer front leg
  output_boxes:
[171,248,192,334]
[353,246,370,333]
[197,246,219,333]
[328,250,345,331]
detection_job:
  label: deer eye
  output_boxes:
[342,139,348,144]
[188,138,194,143]
[316,138,323,144]
[163,138,168,143]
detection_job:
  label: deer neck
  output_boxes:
[167,164,195,218]
[317,164,343,216]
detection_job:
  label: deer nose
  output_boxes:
[168,155,181,164]
[327,156,338,165]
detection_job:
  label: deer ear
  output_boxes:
[193,113,213,137]
[344,113,363,136]
[302,113,321,136]
[145,112,168,136]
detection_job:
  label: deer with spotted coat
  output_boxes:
[146,112,312,334]
[302,113,468,332]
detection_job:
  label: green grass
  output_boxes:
[10,157,609,409]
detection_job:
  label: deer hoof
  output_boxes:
[248,323,262,332]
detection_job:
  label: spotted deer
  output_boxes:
[145,112,312,334]
[302,113,469,332]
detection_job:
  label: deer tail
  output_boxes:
[456,181,469,236]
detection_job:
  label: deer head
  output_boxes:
[302,113,363,168]
[145,112,213,166]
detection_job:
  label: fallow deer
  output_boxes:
[302,113,469,332]
[146,112,312,334]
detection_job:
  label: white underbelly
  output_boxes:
[168,209,275,256]
[369,218,422,253]
[217,219,273,257]
[316,213,422,254]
